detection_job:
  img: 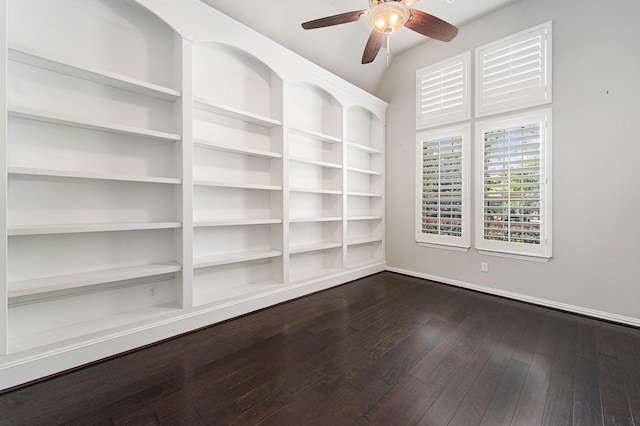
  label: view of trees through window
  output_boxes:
[482,123,542,245]
[421,135,463,237]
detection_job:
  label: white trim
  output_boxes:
[386,266,640,328]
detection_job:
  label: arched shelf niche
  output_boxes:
[288,82,342,141]
[192,42,284,124]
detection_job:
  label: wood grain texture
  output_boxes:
[1,271,639,425]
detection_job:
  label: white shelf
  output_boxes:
[289,241,342,255]
[8,166,181,185]
[193,180,281,191]
[193,97,282,128]
[348,216,383,221]
[8,262,182,299]
[346,141,382,155]
[194,280,283,307]
[193,139,282,159]
[289,267,342,284]
[347,236,383,246]
[8,46,181,101]
[289,157,341,169]
[347,166,382,176]
[9,304,180,353]
[194,219,282,227]
[290,126,342,144]
[8,222,181,236]
[347,191,383,198]
[194,249,282,269]
[289,216,342,223]
[8,105,181,142]
[289,187,341,195]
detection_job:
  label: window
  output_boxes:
[416,51,470,129]
[416,124,470,249]
[476,21,552,117]
[475,109,552,260]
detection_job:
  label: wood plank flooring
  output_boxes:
[1,271,640,425]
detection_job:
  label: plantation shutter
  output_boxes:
[416,52,470,129]
[475,109,552,259]
[476,22,552,117]
[416,125,469,248]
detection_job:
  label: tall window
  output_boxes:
[416,125,470,249]
[475,109,552,260]
[415,22,552,260]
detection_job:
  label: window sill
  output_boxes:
[417,242,470,253]
[477,249,551,263]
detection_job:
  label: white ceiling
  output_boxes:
[200,0,521,93]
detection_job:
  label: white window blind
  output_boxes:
[416,124,470,249]
[475,109,552,260]
[416,51,470,129]
[476,21,552,117]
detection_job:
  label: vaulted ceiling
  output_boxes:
[200,0,521,93]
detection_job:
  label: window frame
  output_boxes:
[415,123,471,250]
[416,51,471,130]
[474,108,552,261]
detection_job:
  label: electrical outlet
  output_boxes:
[149,285,159,299]
[481,262,489,273]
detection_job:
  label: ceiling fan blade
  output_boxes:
[404,9,458,42]
[302,10,367,30]
[362,30,385,64]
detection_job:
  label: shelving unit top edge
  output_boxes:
[132,1,388,114]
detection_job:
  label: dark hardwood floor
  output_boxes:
[1,272,639,425]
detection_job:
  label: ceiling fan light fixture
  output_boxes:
[368,2,409,34]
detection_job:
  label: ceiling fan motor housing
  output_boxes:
[368,0,410,34]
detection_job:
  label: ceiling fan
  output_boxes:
[301,0,459,64]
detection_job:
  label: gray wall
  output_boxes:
[376,0,640,324]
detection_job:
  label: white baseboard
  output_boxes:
[386,266,640,328]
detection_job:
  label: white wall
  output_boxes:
[377,0,640,324]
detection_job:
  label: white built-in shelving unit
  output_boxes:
[0,0,386,391]
[191,41,285,306]
[345,107,385,267]
[4,0,183,355]
[288,84,345,282]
